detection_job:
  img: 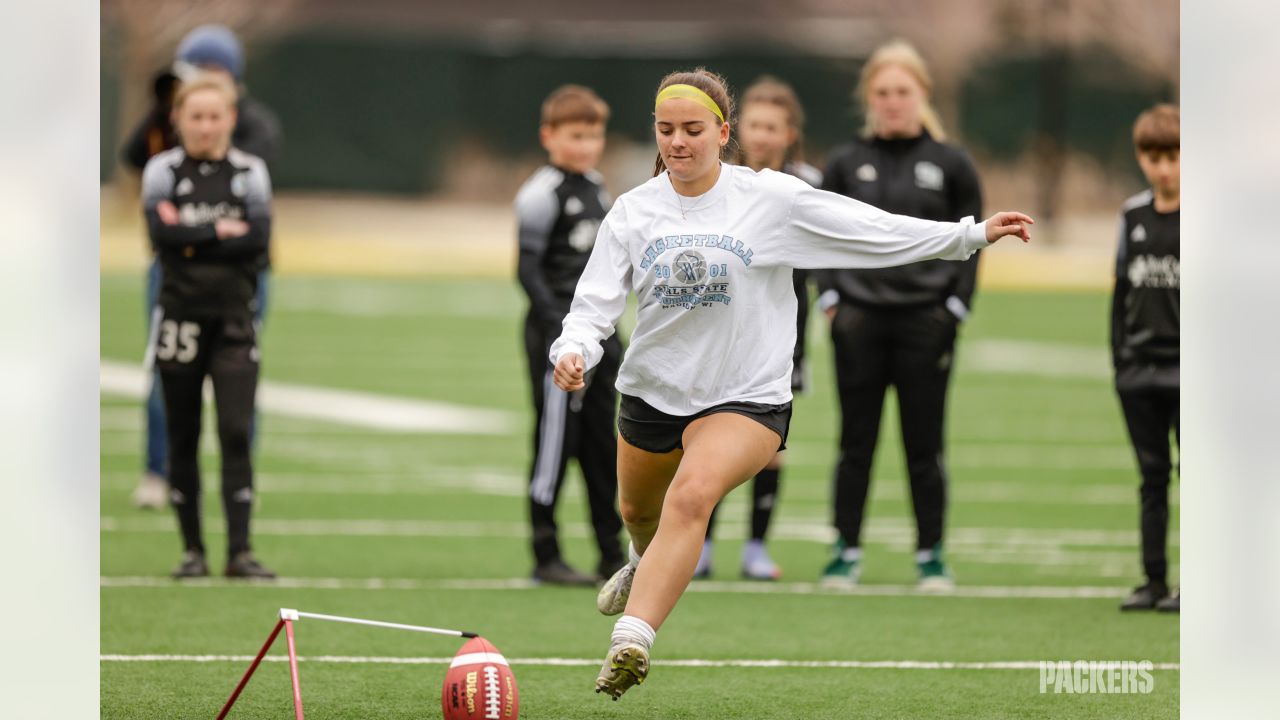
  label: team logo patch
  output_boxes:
[1127,254,1180,289]
[672,250,707,284]
[1130,224,1147,243]
[568,219,599,252]
[856,163,878,182]
[198,162,217,176]
[230,173,249,198]
[564,196,585,215]
[175,177,194,196]
[914,161,944,191]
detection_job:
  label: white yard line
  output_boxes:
[100,515,1176,550]
[99,575,1136,600]
[99,360,518,434]
[962,339,1110,379]
[102,468,1172,507]
[99,470,525,497]
[98,654,1180,671]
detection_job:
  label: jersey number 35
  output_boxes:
[156,320,201,364]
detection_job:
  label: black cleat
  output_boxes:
[1156,590,1180,613]
[1120,582,1169,611]
[171,550,209,579]
[532,559,596,587]
[225,551,276,579]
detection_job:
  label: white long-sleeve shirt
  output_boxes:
[549,163,988,416]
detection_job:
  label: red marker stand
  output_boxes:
[215,608,476,719]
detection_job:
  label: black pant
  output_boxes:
[830,302,957,551]
[524,314,624,569]
[154,312,259,556]
[1116,371,1179,586]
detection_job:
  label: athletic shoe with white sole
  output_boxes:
[741,542,782,581]
[917,545,955,592]
[820,539,861,587]
[132,472,169,510]
[594,642,649,701]
[597,562,635,616]
[917,570,955,592]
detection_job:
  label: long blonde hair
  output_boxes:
[858,40,946,141]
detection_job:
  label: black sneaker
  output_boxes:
[225,551,276,579]
[597,556,628,582]
[532,559,596,587]
[1120,582,1169,611]
[171,550,209,579]
[1156,590,1180,613]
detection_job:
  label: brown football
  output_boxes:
[441,636,519,720]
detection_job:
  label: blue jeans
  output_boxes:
[145,260,268,478]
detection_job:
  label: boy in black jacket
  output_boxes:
[1113,104,1180,613]
[515,86,625,585]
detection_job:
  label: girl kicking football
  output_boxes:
[548,68,1032,700]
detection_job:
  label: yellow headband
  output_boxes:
[655,84,725,122]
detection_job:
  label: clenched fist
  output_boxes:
[553,352,586,392]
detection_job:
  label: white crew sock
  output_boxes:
[840,546,863,563]
[628,542,642,569]
[611,615,656,652]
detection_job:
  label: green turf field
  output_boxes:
[100,273,1178,718]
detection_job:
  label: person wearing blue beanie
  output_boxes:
[174,24,244,80]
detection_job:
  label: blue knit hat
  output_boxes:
[175,25,244,80]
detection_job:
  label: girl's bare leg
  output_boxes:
[616,435,682,555]
[596,414,781,700]
[624,413,781,630]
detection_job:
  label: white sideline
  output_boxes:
[99,360,518,434]
[99,654,1180,671]
[100,575,1132,599]
[99,515,1177,550]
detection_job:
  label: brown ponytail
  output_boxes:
[652,68,736,177]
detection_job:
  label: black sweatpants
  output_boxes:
[1116,371,1179,586]
[830,302,957,551]
[153,312,259,556]
[524,314,624,569]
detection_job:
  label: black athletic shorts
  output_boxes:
[617,394,792,454]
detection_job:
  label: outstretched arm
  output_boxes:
[775,180,1030,270]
